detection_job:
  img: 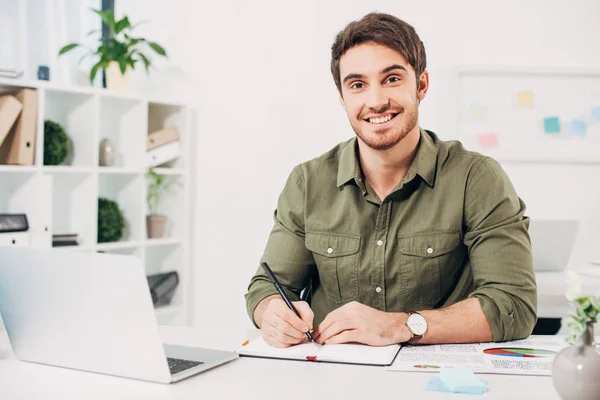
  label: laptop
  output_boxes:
[529,219,579,272]
[0,247,238,384]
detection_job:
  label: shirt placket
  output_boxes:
[372,200,391,311]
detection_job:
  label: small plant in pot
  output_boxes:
[58,8,167,91]
[146,168,180,239]
[552,270,600,400]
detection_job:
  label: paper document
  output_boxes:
[239,336,400,366]
[387,336,569,376]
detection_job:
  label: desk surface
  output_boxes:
[0,326,561,400]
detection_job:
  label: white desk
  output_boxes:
[0,326,561,400]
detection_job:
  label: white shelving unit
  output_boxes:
[0,77,193,326]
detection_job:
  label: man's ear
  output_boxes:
[338,92,346,109]
[417,70,429,101]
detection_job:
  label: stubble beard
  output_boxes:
[350,102,419,151]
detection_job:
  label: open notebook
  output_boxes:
[238,336,401,366]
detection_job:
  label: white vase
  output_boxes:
[105,61,131,92]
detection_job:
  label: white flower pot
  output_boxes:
[105,61,131,92]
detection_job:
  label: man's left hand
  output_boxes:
[312,301,412,346]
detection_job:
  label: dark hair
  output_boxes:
[330,12,427,93]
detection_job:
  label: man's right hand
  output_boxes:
[255,296,314,348]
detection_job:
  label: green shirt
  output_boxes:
[245,129,537,342]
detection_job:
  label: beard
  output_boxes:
[349,101,419,151]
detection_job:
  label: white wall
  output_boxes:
[117,0,600,330]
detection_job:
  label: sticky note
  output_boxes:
[426,376,488,394]
[592,106,600,122]
[543,117,560,134]
[477,133,498,148]
[439,369,487,394]
[516,90,534,107]
[569,119,587,136]
[468,103,485,120]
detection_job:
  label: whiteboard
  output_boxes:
[450,67,600,164]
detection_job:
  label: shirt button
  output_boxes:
[327,247,333,254]
[427,247,433,254]
[375,287,382,293]
[377,240,383,246]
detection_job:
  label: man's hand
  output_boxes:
[312,301,411,346]
[259,297,314,348]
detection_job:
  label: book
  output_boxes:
[238,336,401,366]
[146,140,182,167]
[147,127,179,150]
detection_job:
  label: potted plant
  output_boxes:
[97,197,126,243]
[58,8,167,91]
[146,168,180,239]
[552,270,600,400]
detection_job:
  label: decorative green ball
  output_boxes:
[43,119,70,166]
[97,198,125,243]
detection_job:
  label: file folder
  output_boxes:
[0,95,23,147]
[0,89,38,165]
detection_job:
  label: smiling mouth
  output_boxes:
[363,113,399,125]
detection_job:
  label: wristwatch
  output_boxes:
[405,311,427,344]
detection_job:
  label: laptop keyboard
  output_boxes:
[167,357,204,375]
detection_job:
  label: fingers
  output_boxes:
[314,320,351,344]
[261,298,313,347]
[312,310,338,341]
[293,301,314,330]
[323,329,360,345]
[271,300,310,333]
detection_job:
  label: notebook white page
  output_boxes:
[239,337,400,366]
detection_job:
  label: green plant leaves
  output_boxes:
[114,16,131,34]
[59,8,168,80]
[98,198,125,243]
[58,43,80,55]
[146,168,181,214]
[148,42,167,57]
[43,120,69,166]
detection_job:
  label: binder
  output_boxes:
[0,214,29,233]
[147,127,179,151]
[0,89,38,165]
[0,231,30,247]
[0,95,23,147]
[146,140,182,167]
[146,271,179,306]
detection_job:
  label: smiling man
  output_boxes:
[245,12,537,348]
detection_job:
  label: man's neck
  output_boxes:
[358,127,421,201]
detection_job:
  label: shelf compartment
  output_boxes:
[99,97,146,169]
[50,172,96,248]
[148,103,188,169]
[98,173,143,243]
[44,90,98,167]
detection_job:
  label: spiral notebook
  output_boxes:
[238,336,401,366]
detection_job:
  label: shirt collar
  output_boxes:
[336,128,438,189]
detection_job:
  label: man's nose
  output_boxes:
[366,86,389,113]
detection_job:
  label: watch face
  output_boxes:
[407,313,427,335]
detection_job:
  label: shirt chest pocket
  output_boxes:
[397,231,464,307]
[305,232,360,305]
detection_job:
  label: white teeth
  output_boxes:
[368,114,393,124]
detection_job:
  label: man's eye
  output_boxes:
[350,82,364,90]
[387,76,401,84]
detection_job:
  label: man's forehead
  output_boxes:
[339,42,412,76]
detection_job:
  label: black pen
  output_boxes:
[261,262,314,342]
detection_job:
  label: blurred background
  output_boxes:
[1,0,599,333]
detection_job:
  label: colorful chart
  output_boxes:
[483,348,556,358]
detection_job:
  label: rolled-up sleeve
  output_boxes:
[245,165,316,324]
[464,157,537,341]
